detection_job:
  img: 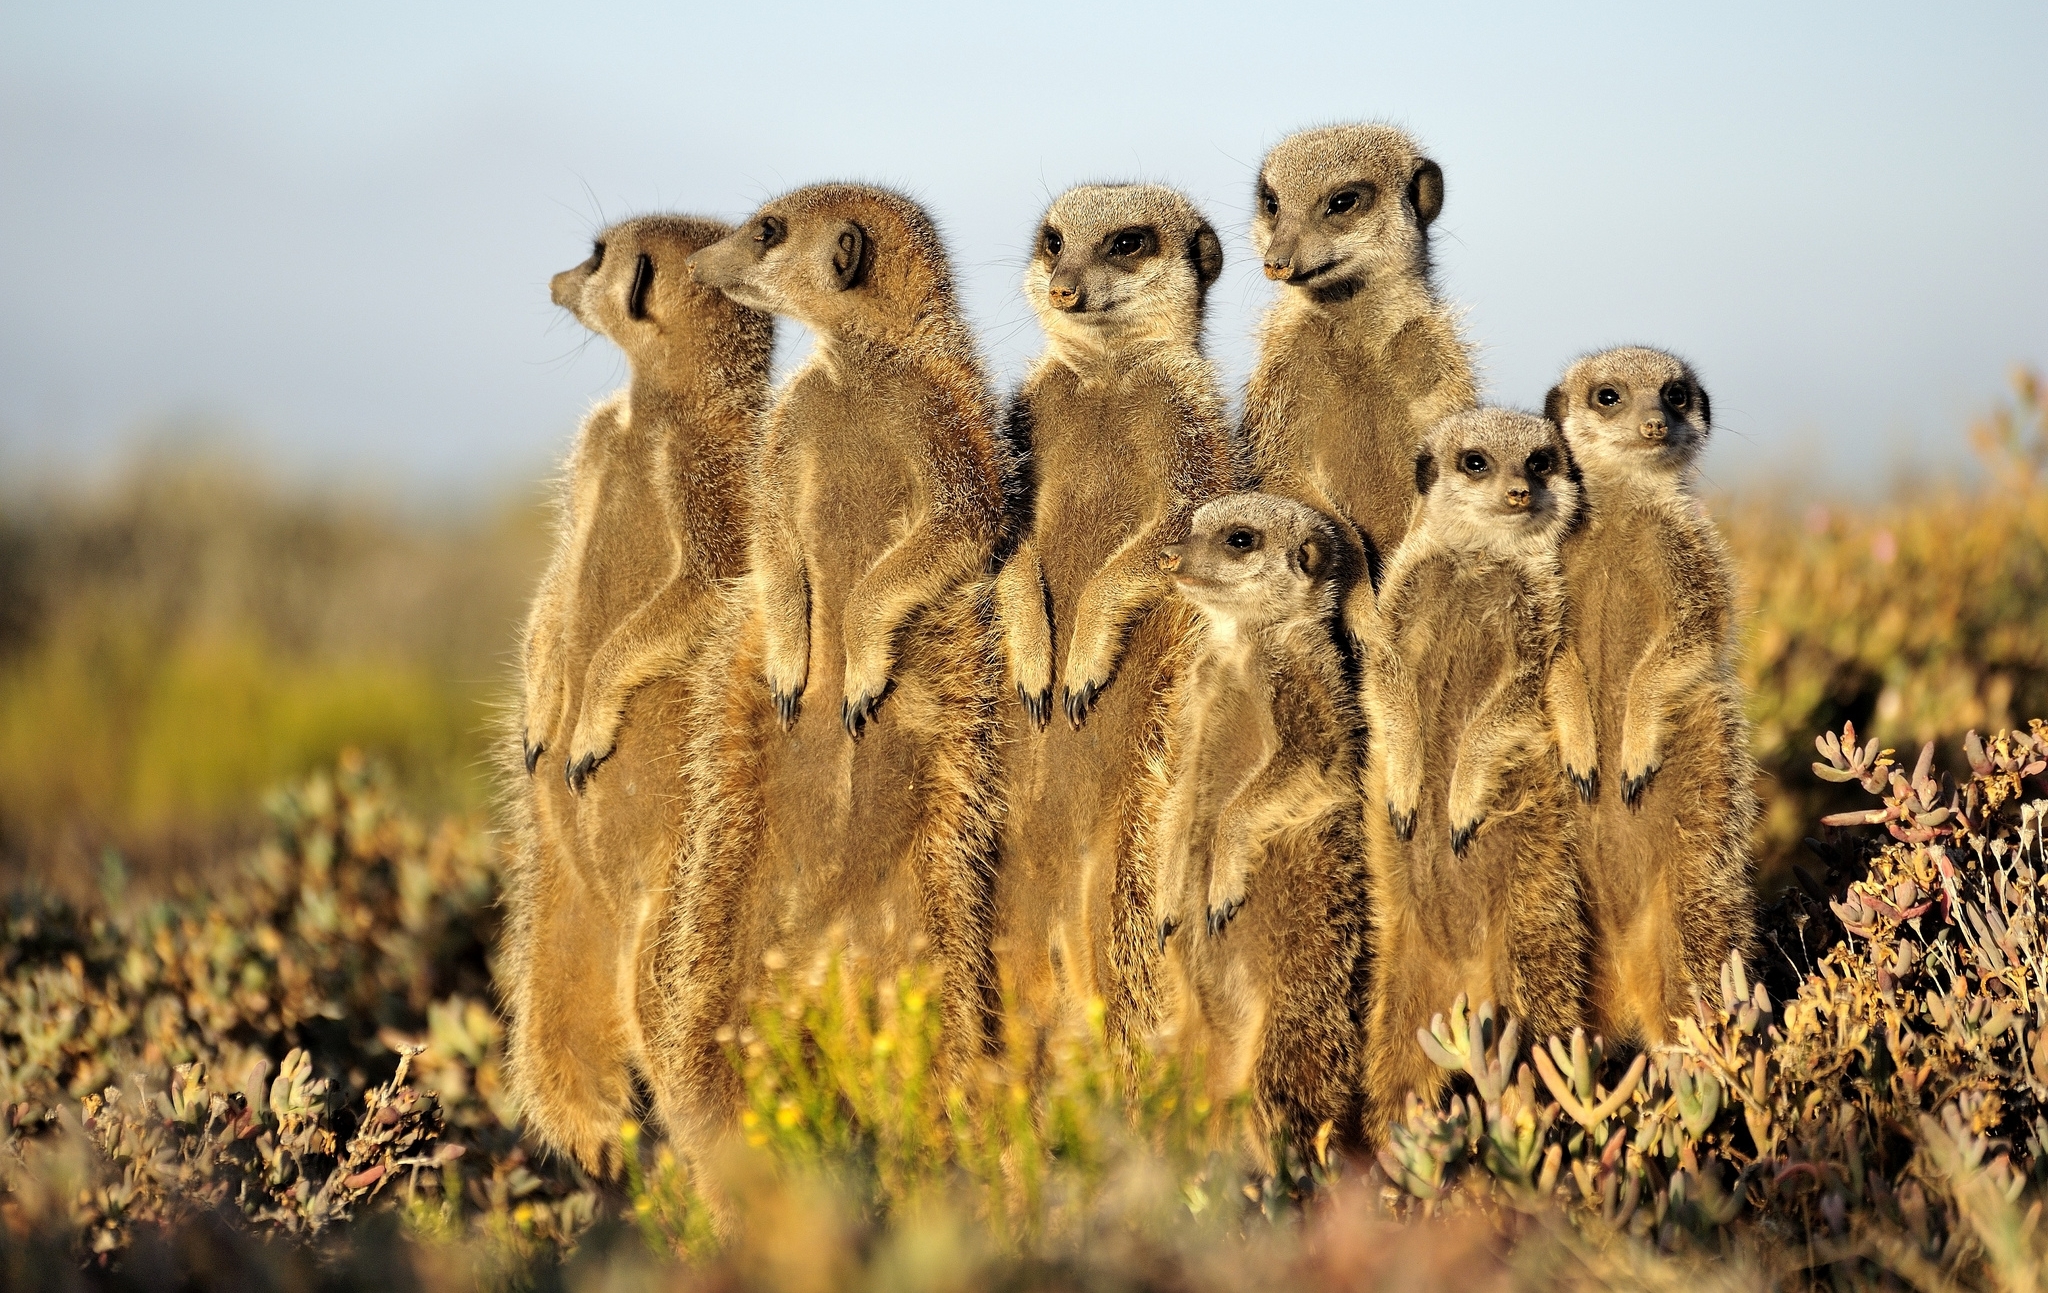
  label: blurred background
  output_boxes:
[0,0,2043,886]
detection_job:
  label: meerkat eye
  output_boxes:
[589,240,606,272]
[1594,386,1622,408]
[1107,227,1153,258]
[1664,381,1691,410]
[1043,228,1062,257]
[1260,187,1279,217]
[1326,190,1360,215]
[1525,449,1554,477]
[1460,451,1489,475]
[1225,528,1259,551]
[756,216,787,250]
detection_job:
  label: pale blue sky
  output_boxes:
[2,1,2043,497]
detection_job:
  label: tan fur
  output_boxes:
[1154,494,1368,1152]
[1241,124,1478,647]
[640,185,1011,1159]
[1361,409,1587,1140]
[1542,348,1758,1045]
[990,184,1239,1053]
[500,216,772,1175]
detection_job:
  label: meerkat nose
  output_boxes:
[1262,259,1294,282]
[1641,417,1668,443]
[1158,545,1183,572]
[1047,284,1082,310]
[1506,486,1532,509]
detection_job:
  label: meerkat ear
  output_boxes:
[1414,450,1438,496]
[1408,160,1445,228]
[1291,537,1329,580]
[1542,385,1568,428]
[627,253,654,320]
[1191,223,1223,288]
[826,221,867,291]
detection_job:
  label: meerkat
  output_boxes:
[1241,123,1478,647]
[501,215,772,1175]
[1542,348,1758,1046]
[1361,408,1587,1138]
[989,183,1239,1051]
[1152,492,1369,1152]
[639,184,1011,1157]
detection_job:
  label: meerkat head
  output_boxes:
[1413,409,1580,556]
[1543,347,1711,483]
[1252,124,1443,305]
[1025,184,1222,355]
[685,184,958,342]
[551,215,768,365]
[1160,493,1340,636]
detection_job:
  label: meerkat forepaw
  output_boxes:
[771,685,802,730]
[1388,802,1416,841]
[521,729,545,776]
[1061,679,1102,730]
[1568,765,1599,803]
[1158,915,1180,949]
[1017,683,1053,730]
[1621,762,1658,809]
[565,750,602,795]
[1449,816,1482,857]
[841,686,888,741]
[1205,894,1246,936]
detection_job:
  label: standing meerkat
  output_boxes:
[642,184,1011,1156]
[503,215,772,1175]
[1241,123,1478,645]
[991,183,1239,1050]
[1155,492,1369,1152]
[1362,408,1587,1137]
[1542,348,1758,1045]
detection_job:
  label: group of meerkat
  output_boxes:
[501,122,1759,1174]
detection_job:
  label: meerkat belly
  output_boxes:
[1408,576,1528,957]
[1281,335,1417,561]
[1571,516,1672,907]
[758,400,930,952]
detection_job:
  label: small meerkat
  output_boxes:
[1154,493,1369,1152]
[502,215,772,1176]
[1362,408,1587,1138]
[1542,348,1758,1046]
[640,184,1010,1159]
[990,183,1239,1051]
[1241,123,1478,647]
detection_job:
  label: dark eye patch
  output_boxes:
[1260,185,1279,216]
[1526,449,1554,477]
[1663,381,1691,410]
[757,216,786,250]
[1043,227,1063,256]
[1105,227,1156,259]
[627,253,653,320]
[589,240,606,272]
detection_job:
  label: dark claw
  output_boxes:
[522,731,543,776]
[1158,916,1179,950]
[1206,898,1244,936]
[1018,684,1052,730]
[1622,767,1655,809]
[773,687,801,730]
[566,752,599,794]
[1389,806,1416,841]
[842,692,880,741]
[1450,822,1476,857]
[1063,680,1100,730]
[1570,767,1598,803]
